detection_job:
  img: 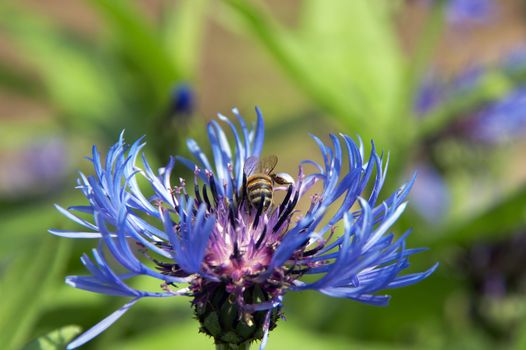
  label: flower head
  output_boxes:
[169,83,194,116]
[51,108,437,349]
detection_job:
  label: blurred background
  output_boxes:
[2,0,526,349]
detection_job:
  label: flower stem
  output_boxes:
[215,342,251,350]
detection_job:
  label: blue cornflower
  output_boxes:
[414,62,526,144]
[445,0,495,24]
[420,0,495,25]
[1,137,68,198]
[413,72,445,116]
[410,163,450,223]
[51,108,437,349]
[467,88,526,143]
[414,66,484,116]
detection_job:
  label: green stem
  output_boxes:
[215,342,251,350]
[398,0,447,146]
[406,0,447,96]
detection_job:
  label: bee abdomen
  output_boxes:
[246,175,273,210]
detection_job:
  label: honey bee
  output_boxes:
[243,155,294,211]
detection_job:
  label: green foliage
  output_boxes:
[112,318,411,350]
[1,0,526,349]
[0,238,71,350]
[0,4,120,129]
[161,0,209,80]
[0,0,208,157]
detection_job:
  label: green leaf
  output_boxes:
[21,326,82,350]
[161,0,209,81]
[221,0,406,144]
[0,238,72,350]
[299,0,405,127]
[0,4,122,129]
[403,1,446,120]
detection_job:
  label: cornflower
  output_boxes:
[51,108,437,349]
[445,0,494,24]
[420,0,495,24]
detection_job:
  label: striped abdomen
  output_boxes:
[246,174,273,210]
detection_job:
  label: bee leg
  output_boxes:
[252,192,265,229]
[241,172,250,213]
[241,172,248,203]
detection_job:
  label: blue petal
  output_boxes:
[48,229,106,239]
[252,107,265,157]
[259,309,272,350]
[232,107,251,154]
[67,298,140,349]
[163,199,214,274]
[386,263,439,288]
[186,138,212,171]
[217,113,246,191]
[53,204,98,231]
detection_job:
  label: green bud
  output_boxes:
[193,283,280,349]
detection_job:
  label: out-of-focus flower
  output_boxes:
[414,62,526,144]
[462,88,526,144]
[501,47,526,75]
[414,66,483,116]
[414,73,445,116]
[419,0,495,25]
[0,137,69,198]
[410,163,450,223]
[168,83,194,117]
[154,83,195,162]
[51,108,437,349]
[445,0,495,24]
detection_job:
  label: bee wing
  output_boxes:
[260,155,278,174]
[243,156,260,176]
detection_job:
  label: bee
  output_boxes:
[243,155,294,211]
